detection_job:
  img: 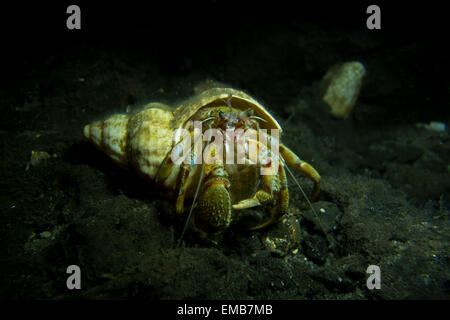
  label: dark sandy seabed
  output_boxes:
[0,2,449,300]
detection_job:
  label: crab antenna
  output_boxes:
[249,115,268,122]
[282,159,332,245]
[283,161,317,214]
[177,140,209,248]
[280,155,328,232]
[201,116,216,124]
[223,94,233,113]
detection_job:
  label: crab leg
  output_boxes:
[251,163,290,230]
[232,142,320,230]
[232,136,280,211]
[232,156,290,229]
[232,172,278,210]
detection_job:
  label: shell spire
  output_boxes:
[83,114,129,166]
[83,105,175,180]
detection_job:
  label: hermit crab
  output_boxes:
[83,88,321,236]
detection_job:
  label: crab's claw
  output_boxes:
[193,166,232,233]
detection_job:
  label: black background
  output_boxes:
[1,1,448,119]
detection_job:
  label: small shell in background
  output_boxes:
[321,61,366,118]
[416,121,447,132]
